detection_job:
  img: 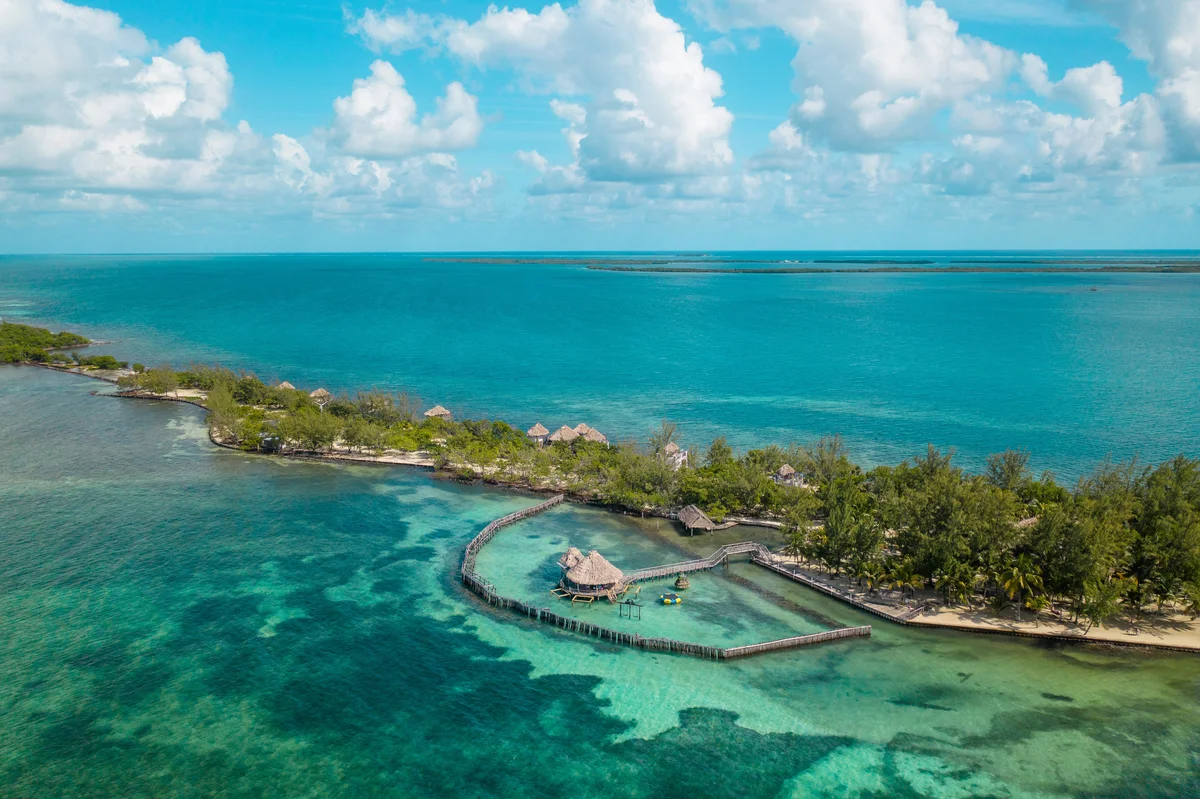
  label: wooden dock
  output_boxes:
[625,541,771,583]
[458,499,871,661]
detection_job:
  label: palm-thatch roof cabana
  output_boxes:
[309,387,331,400]
[558,546,585,570]
[527,422,550,445]
[663,441,688,469]
[277,381,296,391]
[679,504,715,535]
[424,405,453,421]
[583,428,608,444]
[559,549,625,598]
[776,464,796,479]
[573,423,592,435]
[548,425,579,443]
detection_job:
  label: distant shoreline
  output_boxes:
[417,255,1200,273]
[587,264,1200,275]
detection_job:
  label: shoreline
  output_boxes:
[16,362,1197,655]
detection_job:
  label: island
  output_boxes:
[4,320,1199,654]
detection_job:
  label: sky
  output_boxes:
[2,0,1200,252]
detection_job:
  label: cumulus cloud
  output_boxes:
[1074,0,1200,161]
[691,0,1015,151]
[330,60,483,158]
[0,0,256,197]
[0,0,495,221]
[352,0,735,185]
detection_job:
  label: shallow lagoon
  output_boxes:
[2,366,1198,798]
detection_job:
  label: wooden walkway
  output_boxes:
[625,542,771,583]
[458,500,870,661]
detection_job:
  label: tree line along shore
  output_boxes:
[5,321,1199,640]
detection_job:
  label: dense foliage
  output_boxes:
[0,322,90,363]
[119,362,1200,630]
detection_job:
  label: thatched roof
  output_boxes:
[679,504,715,531]
[776,464,796,478]
[583,428,608,444]
[549,425,579,442]
[565,550,624,587]
[424,405,452,419]
[527,422,550,437]
[664,442,681,455]
[309,388,331,400]
[558,546,585,570]
[1016,516,1040,530]
[574,423,592,435]
[277,381,296,391]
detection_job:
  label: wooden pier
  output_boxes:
[625,541,771,583]
[458,498,871,661]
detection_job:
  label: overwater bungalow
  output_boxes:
[424,405,453,421]
[527,422,549,446]
[554,547,626,602]
[679,504,715,535]
[548,425,579,443]
[664,441,688,470]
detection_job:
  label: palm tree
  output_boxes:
[1182,583,1200,620]
[1002,554,1043,622]
[935,563,975,607]
[887,564,924,603]
[1024,595,1051,627]
[857,562,885,596]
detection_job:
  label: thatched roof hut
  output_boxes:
[558,546,585,570]
[583,428,608,444]
[277,381,296,391]
[309,387,331,400]
[776,464,796,479]
[679,504,715,534]
[564,550,624,590]
[549,425,579,443]
[574,423,593,435]
[424,405,453,421]
[1016,516,1040,530]
[664,442,681,455]
[663,441,688,469]
[527,422,549,437]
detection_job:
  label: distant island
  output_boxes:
[420,255,1200,273]
[5,320,1199,652]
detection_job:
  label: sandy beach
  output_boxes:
[768,557,1200,652]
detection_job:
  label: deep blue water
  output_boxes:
[2,252,1199,477]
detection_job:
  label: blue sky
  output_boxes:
[2,0,1199,252]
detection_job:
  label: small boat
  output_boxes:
[659,592,682,605]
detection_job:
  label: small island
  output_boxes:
[5,320,1200,654]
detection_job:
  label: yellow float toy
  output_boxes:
[659,593,682,605]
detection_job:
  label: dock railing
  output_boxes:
[458,497,870,661]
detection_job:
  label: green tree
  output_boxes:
[1002,554,1044,621]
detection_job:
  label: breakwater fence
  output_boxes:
[459,497,871,661]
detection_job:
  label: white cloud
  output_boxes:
[691,0,1015,151]
[1075,0,1200,161]
[331,60,483,158]
[0,0,251,196]
[0,0,496,221]
[346,7,434,53]
[354,0,735,185]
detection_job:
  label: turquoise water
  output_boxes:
[2,365,1199,797]
[2,253,1199,476]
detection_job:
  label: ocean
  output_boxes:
[1,253,1198,797]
